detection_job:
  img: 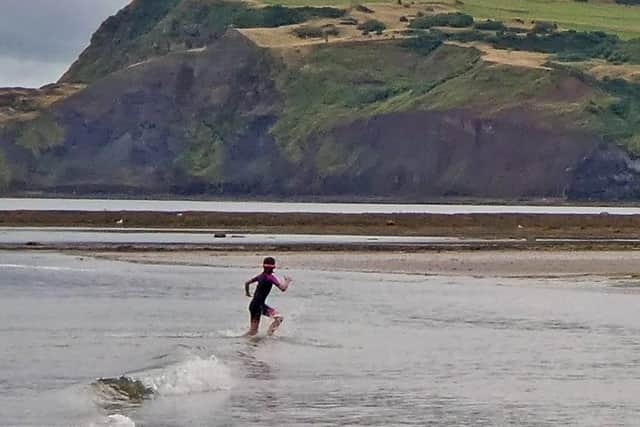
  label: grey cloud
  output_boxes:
[0,56,69,88]
[0,0,130,87]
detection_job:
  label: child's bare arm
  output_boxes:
[245,276,258,297]
[275,275,293,292]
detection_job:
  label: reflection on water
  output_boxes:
[2,251,640,426]
[2,197,640,215]
[0,228,477,246]
[4,228,640,248]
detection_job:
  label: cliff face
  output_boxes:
[2,0,640,200]
[24,30,287,195]
[313,111,601,199]
[568,145,640,200]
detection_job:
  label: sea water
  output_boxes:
[2,251,640,426]
[2,198,640,215]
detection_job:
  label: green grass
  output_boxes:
[15,113,65,156]
[592,78,640,154]
[257,0,640,38]
[0,149,11,190]
[272,42,479,160]
[176,88,255,183]
[413,63,555,114]
[272,42,482,162]
[449,0,640,40]
[412,59,640,149]
[64,0,181,83]
[272,35,640,160]
[272,37,637,158]
[178,120,227,183]
[261,0,388,6]
[63,1,345,83]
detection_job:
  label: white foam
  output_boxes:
[0,263,94,272]
[218,328,246,338]
[141,355,232,396]
[88,414,135,427]
[107,414,136,427]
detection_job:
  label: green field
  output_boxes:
[261,0,389,5]
[451,0,640,39]
[260,0,640,39]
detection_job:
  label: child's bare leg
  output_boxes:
[244,319,260,336]
[267,316,283,336]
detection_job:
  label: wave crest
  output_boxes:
[140,354,232,396]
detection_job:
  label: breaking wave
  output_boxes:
[140,354,232,396]
[92,352,231,413]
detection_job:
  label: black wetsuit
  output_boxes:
[248,273,282,321]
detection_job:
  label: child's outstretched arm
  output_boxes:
[245,276,258,297]
[274,275,293,292]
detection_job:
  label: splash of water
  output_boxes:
[90,352,231,423]
[140,354,232,396]
[88,413,136,427]
[106,414,135,427]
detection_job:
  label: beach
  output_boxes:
[3,208,640,278]
[88,249,640,278]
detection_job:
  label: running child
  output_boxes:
[244,256,292,336]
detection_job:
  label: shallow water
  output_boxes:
[0,228,496,247]
[2,251,640,426]
[2,228,639,248]
[2,198,640,215]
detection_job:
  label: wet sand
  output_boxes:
[88,250,640,278]
[7,210,640,277]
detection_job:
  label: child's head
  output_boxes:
[263,256,276,273]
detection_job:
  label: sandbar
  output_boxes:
[86,250,640,279]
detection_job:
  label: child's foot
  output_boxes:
[243,326,259,337]
[243,320,260,337]
[267,317,283,336]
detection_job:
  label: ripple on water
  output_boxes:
[397,315,593,333]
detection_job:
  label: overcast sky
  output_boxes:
[0,0,131,88]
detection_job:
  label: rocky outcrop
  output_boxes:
[567,144,640,200]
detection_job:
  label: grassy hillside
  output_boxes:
[3,0,640,198]
[454,0,640,40]
[272,41,482,162]
[270,34,640,163]
[259,0,640,39]
[30,0,640,160]
[0,149,10,190]
[61,0,345,83]
[14,113,66,156]
[60,0,180,82]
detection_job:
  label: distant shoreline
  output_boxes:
[2,210,640,237]
[4,194,640,207]
[2,210,640,252]
[0,193,576,205]
[3,210,640,277]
